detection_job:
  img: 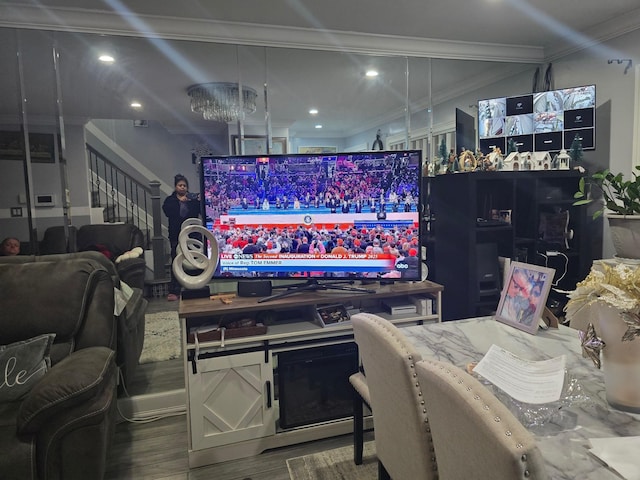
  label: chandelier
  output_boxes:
[188,82,258,122]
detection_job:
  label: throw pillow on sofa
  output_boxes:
[17,347,116,434]
[115,246,143,264]
[0,333,55,402]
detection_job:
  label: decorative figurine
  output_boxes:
[486,147,503,171]
[447,149,458,173]
[569,134,584,167]
[503,151,521,171]
[531,151,552,170]
[475,148,486,171]
[459,149,477,171]
[553,149,571,170]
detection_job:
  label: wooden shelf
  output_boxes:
[427,170,593,320]
[179,280,443,319]
[179,279,443,467]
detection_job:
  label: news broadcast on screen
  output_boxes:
[199,150,422,281]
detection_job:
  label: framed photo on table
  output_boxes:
[495,261,555,334]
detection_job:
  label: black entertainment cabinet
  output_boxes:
[426,170,595,321]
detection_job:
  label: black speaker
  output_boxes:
[181,286,211,299]
[237,280,272,297]
[476,243,501,298]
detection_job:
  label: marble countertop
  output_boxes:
[402,317,640,480]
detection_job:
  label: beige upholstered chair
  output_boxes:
[351,313,437,480]
[348,369,370,464]
[415,359,548,480]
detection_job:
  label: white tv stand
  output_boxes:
[179,280,443,468]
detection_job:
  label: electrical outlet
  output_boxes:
[10,207,23,217]
[546,250,559,256]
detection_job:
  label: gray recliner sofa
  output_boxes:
[38,223,148,291]
[0,258,118,480]
[76,223,147,291]
[0,251,147,389]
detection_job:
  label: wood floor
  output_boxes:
[123,297,184,397]
[107,296,371,479]
[106,415,370,479]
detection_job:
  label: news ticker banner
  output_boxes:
[218,252,398,273]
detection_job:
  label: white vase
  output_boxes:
[593,303,640,413]
[607,214,640,260]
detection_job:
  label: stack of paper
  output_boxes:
[588,436,640,480]
[473,344,566,404]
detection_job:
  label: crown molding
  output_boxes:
[544,7,640,61]
[0,4,543,63]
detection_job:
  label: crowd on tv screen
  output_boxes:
[203,154,419,216]
[202,155,421,278]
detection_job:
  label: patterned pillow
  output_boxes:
[0,334,55,402]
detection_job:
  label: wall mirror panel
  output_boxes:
[0,25,539,397]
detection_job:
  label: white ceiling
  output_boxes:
[1,1,639,140]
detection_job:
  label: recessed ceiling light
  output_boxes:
[98,54,115,63]
[315,124,323,129]
[365,70,379,77]
[309,108,319,115]
[130,101,142,108]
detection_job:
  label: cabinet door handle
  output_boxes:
[266,381,272,408]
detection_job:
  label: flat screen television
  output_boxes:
[478,84,596,154]
[199,150,422,283]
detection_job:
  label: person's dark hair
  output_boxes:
[174,174,189,188]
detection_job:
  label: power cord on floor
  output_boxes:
[118,368,132,398]
[116,402,185,424]
[116,368,185,424]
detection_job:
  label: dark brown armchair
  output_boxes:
[0,258,118,480]
[77,223,147,290]
[38,225,78,255]
[0,250,148,390]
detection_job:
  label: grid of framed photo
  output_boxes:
[478,84,595,154]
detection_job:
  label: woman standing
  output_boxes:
[162,174,201,301]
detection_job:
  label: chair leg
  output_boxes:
[353,391,364,465]
[378,460,391,480]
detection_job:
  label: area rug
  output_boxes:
[139,311,182,364]
[286,441,377,480]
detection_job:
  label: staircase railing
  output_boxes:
[87,144,154,248]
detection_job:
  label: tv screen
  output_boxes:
[477,84,596,153]
[200,150,422,281]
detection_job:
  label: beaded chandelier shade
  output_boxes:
[188,82,258,122]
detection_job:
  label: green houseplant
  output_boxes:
[574,166,640,219]
[574,166,640,259]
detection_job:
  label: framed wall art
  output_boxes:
[232,135,287,155]
[495,261,555,335]
[0,131,59,163]
[298,146,337,154]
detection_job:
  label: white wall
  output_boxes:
[89,119,207,193]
